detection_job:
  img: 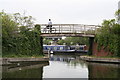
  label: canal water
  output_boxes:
[2,54,120,79]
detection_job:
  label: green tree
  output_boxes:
[2,11,43,57]
[95,18,120,57]
[13,13,35,28]
[115,9,120,22]
[43,38,52,45]
[1,12,19,55]
[57,37,89,45]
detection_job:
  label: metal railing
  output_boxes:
[40,24,100,34]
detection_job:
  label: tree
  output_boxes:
[115,9,120,22]
[95,16,120,57]
[13,13,35,28]
[2,11,43,57]
[1,12,19,38]
[57,37,89,45]
[1,12,19,54]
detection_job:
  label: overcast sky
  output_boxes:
[0,0,120,25]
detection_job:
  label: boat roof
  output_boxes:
[43,45,67,46]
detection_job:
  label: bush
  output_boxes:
[95,19,120,57]
[2,12,43,57]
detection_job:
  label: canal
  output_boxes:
[2,54,120,79]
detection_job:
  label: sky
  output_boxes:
[0,0,120,25]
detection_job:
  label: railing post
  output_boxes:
[59,25,60,33]
[70,25,71,33]
[73,24,74,33]
[61,24,62,33]
[84,25,85,34]
[90,26,92,34]
[95,26,97,34]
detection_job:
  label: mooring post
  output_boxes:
[88,37,94,56]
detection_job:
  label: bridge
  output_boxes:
[40,24,100,37]
[39,24,101,55]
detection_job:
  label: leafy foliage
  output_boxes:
[95,19,120,57]
[115,9,120,21]
[2,12,43,57]
[57,37,89,45]
[43,39,52,45]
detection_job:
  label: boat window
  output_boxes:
[80,47,83,50]
[60,47,64,50]
[68,47,70,50]
[54,47,57,50]
[64,46,68,50]
[47,47,51,50]
[43,47,47,50]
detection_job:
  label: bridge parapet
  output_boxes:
[40,24,100,37]
[40,24,100,33]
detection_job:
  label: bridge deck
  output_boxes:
[40,33,95,37]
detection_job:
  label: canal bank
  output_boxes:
[80,56,120,64]
[1,57,49,66]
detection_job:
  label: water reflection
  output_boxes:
[2,62,49,79]
[43,54,88,78]
[44,54,120,79]
[2,54,120,79]
[50,54,87,67]
[88,62,120,79]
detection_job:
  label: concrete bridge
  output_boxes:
[40,24,100,37]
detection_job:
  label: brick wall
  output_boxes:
[92,42,112,57]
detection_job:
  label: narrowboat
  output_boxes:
[43,45,75,54]
[70,45,88,53]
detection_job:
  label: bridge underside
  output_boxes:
[40,33,95,37]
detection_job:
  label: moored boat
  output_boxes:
[43,45,75,54]
[70,45,88,53]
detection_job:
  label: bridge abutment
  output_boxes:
[40,36,43,55]
[88,37,94,56]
